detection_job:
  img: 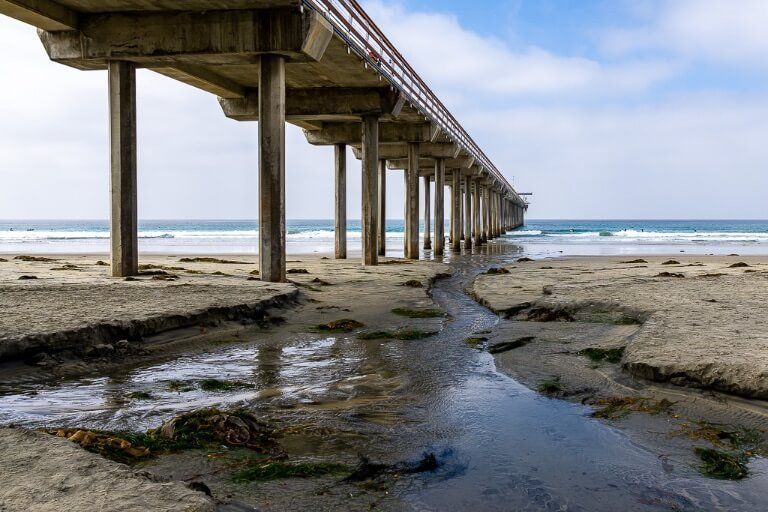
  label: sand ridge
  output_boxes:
[472,255,768,399]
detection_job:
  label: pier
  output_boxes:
[0,0,527,282]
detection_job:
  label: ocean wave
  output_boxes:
[509,230,768,243]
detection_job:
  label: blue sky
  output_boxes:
[1,0,767,219]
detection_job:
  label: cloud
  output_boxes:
[465,92,768,218]
[601,0,768,67]
[363,1,677,99]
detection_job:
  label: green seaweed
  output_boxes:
[316,319,365,332]
[592,397,674,420]
[199,379,256,392]
[537,377,563,395]
[695,448,749,480]
[357,329,437,341]
[391,307,445,318]
[234,461,349,482]
[579,347,625,364]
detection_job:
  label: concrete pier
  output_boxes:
[334,143,347,260]
[451,172,462,253]
[423,176,432,250]
[464,176,472,250]
[259,55,287,283]
[434,159,445,256]
[361,115,379,266]
[377,160,386,257]
[108,60,138,278]
[1,0,527,273]
[405,142,420,259]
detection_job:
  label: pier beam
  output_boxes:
[334,143,347,259]
[451,171,462,253]
[473,179,482,247]
[405,142,420,259]
[377,159,386,257]
[464,176,472,250]
[434,159,445,256]
[259,55,287,283]
[361,115,379,266]
[423,176,432,250]
[109,60,138,278]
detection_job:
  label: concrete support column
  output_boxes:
[259,55,287,283]
[472,179,482,247]
[108,61,138,278]
[423,176,432,250]
[459,178,465,242]
[464,176,472,250]
[377,160,387,257]
[448,183,454,245]
[361,115,379,266]
[485,187,493,241]
[451,171,462,253]
[434,159,445,256]
[405,142,420,259]
[334,143,347,259]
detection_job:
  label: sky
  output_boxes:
[1,0,767,220]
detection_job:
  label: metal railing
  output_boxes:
[303,0,524,205]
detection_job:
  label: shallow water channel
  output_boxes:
[1,244,767,511]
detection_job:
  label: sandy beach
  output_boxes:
[2,251,768,510]
[472,255,768,430]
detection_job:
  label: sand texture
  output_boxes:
[472,255,768,399]
[0,255,298,361]
[0,427,215,512]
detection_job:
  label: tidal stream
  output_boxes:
[1,244,767,511]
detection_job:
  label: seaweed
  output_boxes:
[592,397,675,420]
[178,257,249,264]
[234,461,349,482]
[695,448,749,480]
[391,307,445,318]
[537,377,563,395]
[402,280,424,288]
[579,346,625,364]
[488,336,535,354]
[199,379,256,392]
[357,329,437,341]
[316,319,365,332]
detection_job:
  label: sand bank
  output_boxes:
[0,427,215,512]
[472,255,768,402]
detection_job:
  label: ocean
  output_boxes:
[2,219,768,256]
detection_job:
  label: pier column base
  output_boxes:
[473,179,482,247]
[405,143,420,259]
[361,115,379,266]
[259,55,286,283]
[451,172,462,253]
[109,60,138,278]
[423,176,432,250]
[378,160,386,257]
[334,143,347,259]
[464,177,472,250]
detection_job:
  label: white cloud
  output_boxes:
[601,0,768,67]
[466,92,768,218]
[363,1,676,98]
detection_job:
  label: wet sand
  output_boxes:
[472,255,768,431]
[3,251,768,510]
[0,253,452,511]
